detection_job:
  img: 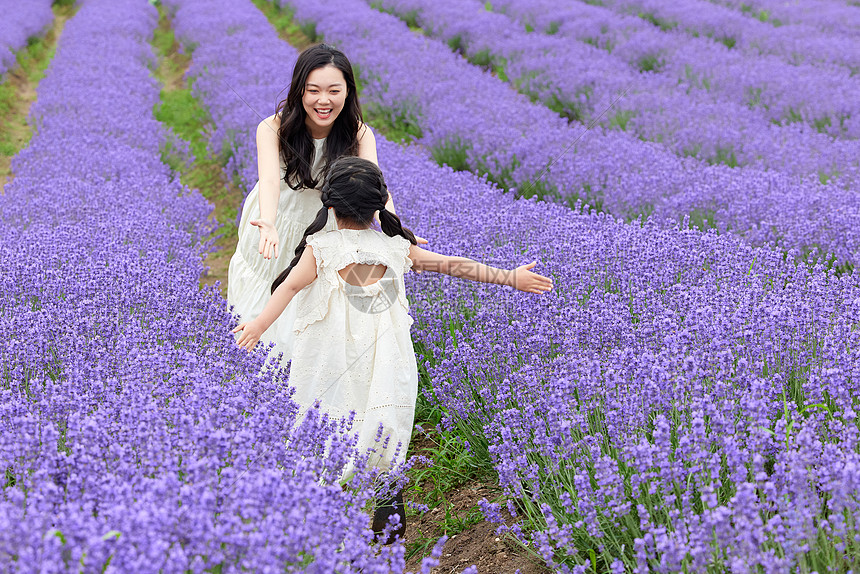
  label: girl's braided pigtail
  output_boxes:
[379,208,417,245]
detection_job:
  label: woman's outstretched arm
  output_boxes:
[232,246,318,350]
[407,245,553,294]
[251,114,282,260]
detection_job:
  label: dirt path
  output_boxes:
[0,4,75,195]
[403,483,550,573]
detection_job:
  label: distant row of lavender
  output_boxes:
[0,0,405,570]
[591,0,860,72]
[167,0,297,193]
[490,0,860,140]
[708,0,860,36]
[277,0,860,265]
[371,0,859,187]
[162,1,860,568]
[0,0,53,77]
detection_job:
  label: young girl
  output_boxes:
[232,156,552,542]
[227,43,420,359]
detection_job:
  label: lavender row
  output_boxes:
[391,139,860,569]
[371,0,859,187]
[0,0,53,77]
[184,0,860,568]
[591,0,860,73]
[490,0,860,140]
[278,0,860,265]
[0,0,406,571]
[707,0,860,36]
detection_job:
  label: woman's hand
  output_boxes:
[232,319,266,351]
[511,262,553,294]
[250,219,279,260]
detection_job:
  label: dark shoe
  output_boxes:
[372,489,406,544]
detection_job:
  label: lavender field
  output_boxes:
[1,0,860,572]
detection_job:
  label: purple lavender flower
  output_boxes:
[5,0,859,570]
[707,0,860,37]
[594,0,860,72]
[492,0,860,140]
[0,0,53,78]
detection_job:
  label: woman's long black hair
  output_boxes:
[276,44,363,190]
[271,157,417,293]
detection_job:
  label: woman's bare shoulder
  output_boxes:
[259,113,281,130]
[358,121,375,141]
[256,114,281,145]
[356,122,378,164]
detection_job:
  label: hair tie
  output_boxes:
[320,189,334,208]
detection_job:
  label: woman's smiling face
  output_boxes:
[303,64,347,139]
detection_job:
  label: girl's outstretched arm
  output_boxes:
[232,246,318,350]
[407,245,553,294]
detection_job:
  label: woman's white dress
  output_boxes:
[227,137,335,359]
[290,227,418,476]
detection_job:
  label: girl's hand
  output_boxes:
[511,262,553,294]
[232,319,265,351]
[250,219,279,260]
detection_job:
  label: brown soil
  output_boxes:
[403,481,550,574]
[0,4,75,195]
[155,12,187,93]
[401,432,550,574]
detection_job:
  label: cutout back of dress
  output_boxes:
[338,262,388,286]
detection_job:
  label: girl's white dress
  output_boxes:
[290,227,418,475]
[227,137,336,359]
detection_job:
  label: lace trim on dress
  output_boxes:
[309,229,412,277]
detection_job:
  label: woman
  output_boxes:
[228,43,408,358]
